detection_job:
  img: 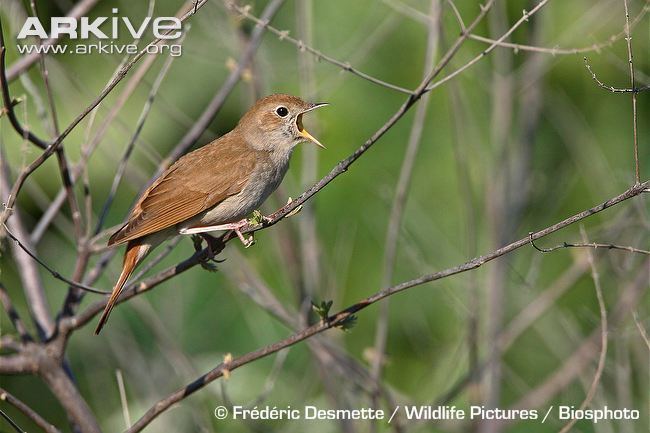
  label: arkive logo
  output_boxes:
[16,8,183,57]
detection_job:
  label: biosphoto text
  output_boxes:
[15,8,183,57]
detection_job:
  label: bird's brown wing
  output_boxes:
[108,135,258,246]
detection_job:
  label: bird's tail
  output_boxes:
[95,240,147,334]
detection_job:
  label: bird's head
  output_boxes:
[238,94,327,152]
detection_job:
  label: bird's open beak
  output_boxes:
[297,102,328,149]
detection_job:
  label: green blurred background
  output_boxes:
[0,0,648,432]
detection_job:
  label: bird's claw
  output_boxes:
[192,234,225,271]
[235,229,255,248]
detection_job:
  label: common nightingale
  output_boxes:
[95,94,326,334]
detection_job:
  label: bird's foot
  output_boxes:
[191,234,225,271]
[231,220,255,248]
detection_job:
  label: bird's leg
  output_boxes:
[200,233,226,259]
[228,219,255,247]
[180,220,254,248]
[190,234,224,271]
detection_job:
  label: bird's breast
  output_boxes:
[196,151,291,226]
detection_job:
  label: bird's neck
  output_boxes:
[238,124,297,161]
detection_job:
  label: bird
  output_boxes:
[95,94,327,334]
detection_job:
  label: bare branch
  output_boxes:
[126,179,647,432]
[632,311,650,351]
[94,30,186,236]
[6,0,100,81]
[0,283,33,342]
[557,227,608,433]
[227,1,415,95]
[623,0,639,184]
[529,234,649,255]
[39,366,101,433]
[372,0,441,421]
[2,224,111,295]
[0,44,48,148]
[0,387,61,433]
[426,0,551,92]
[0,0,211,228]
[0,160,54,339]
[443,0,650,56]
[156,0,287,172]
[584,56,649,93]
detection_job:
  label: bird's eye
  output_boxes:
[276,106,289,117]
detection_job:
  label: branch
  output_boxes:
[529,236,649,255]
[6,0,100,81]
[441,0,650,55]
[583,56,649,93]
[227,1,415,95]
[0,0,211,228]
[0,283,33,342]
[38,366,101,433]
[93,29,187,236]
[557,227,608,433]
[0,160,54,339]
[372,0,441,418]
[237,0,499,236]
[425,0,550,92]
[0,32,47,148]
[156,0,287,172]
[2,224,111,295]
[0,387,61,433]
[623,0,639,184]
[126,180,648,432]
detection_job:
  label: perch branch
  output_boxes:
[126,179,647,432]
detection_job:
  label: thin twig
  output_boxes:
[529,234,649,255]
[443,0,650,56]
[0,45,48,148]
[0,0,211,228]
[372,0,440,422]
[623,0,639,184]
[0,408,25,433]
[3,224,111,295]
[583,57,649,93]
[115,369,132,429]
[0,283,33,342]
[557,227,608,433]
[0,158,54,339]
[155,0,287,174]
[94,30,187,235]
[425,0,551,92]
[227,2,415,95]
[632,311,650,351]
[123,180,647,433]
[6,0,100,81]
[0,388,61,433]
